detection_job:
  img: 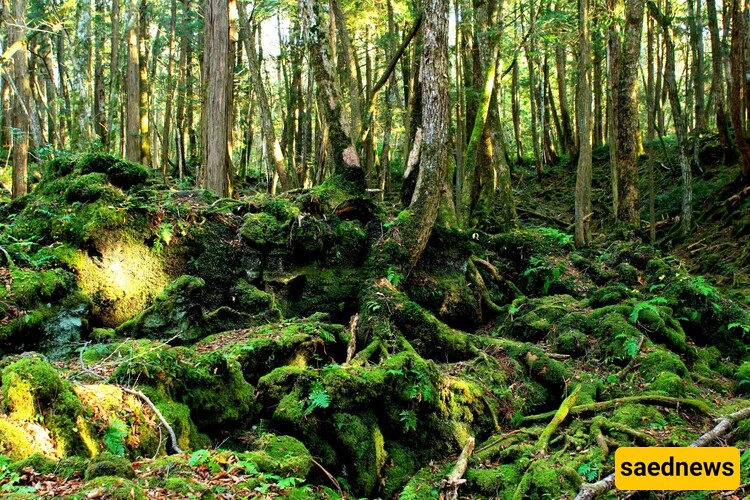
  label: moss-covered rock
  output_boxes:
[238,433,312,479]
[80,476,146,500]
[555,329,588,356]
[84,452,135,480]
[116,275,206,342]
[330,412,386,497]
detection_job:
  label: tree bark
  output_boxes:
[555,41,575,156]
[575,0,593,247]
[160,0,177,175]
[200,0,231,196]
[10,0,29,198]
[138,0,151,166]
[729,0,750,178]
[126,0,140,162]
[706,0,732,156]
[404,0,449,272]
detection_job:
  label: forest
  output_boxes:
[0,0,749,497]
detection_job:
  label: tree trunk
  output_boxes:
[706,0,732,157]
[126,0,140,162]
[612,0,644,224]
[647,15,656,241]
[301,0,364,193]
[575,0,593,247]
[649,0,692,234]
[404,0,449,272]
[93,0,106,145]
[330,0,362,139]
[688,0,705,131]
[108,0,120,152]
[200,0,231,196]
[138,0,151,166]
[160,0,177,175]
[729,0,750,178]
[237,1,296,191]
[10,0,29,198]
[593,38,604,148]
[512,58,524,162]
[555,42,575,156]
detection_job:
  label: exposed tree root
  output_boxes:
[536,384,581,455]
[441,436,475,500]
[574,403,750,500]
[521,395,711,425]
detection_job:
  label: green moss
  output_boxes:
[640,348,688,380]
[616,262,640,286]
[163,476,208,496]
[65,173,108,203]
[330,412,386,497]
[381,441,417,498]
[230,279,277,315]
[76,152,120,175]
[84,452,135,480]
[241,212,289,247]
[10,268,73,309]
[736,362,750,394]
[10,453,57,475]
[116,275,206,342]
[106,160,148,189]
[2,357,64,421]
[44,155,76,179]
[57,455,87,479]
[238,433,312,479]
[611,404,665,429]
[81,476,146,500]
[155,400,208,452]
[555,329,588,356]
[648,372,690,397]
[0,418,34,460]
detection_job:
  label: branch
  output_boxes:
[575,404,750,499]
[441,436,475,500]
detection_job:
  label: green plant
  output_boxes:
[614,333,641,359]
[629,297,668,323]
[399,409,417,432]
[103,417,129,457]
[188,449,211,467]
[0,454,35,494]
[523,257,563,294]
[728,322,750,337]
[538,227,574,249]
[577,461,598,482]
[304,382,331,415]
[387,266,404,288]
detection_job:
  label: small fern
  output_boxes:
[103,417,129,457]
[387,266,404,288]
[629,297,668,324]
[577,461,598,482]
[305,383,331,415]
[728,322,750,336]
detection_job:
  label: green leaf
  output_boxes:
[189,449,211,467]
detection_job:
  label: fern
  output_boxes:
[103,417,128,457]
[629,297,668,323]
[305,383,331,415]
[728,322,750,336]
[387,266,404,288]
[577,462,598,482]
[399,409,417,432]
[188,449,210,467]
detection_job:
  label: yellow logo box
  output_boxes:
[615,447,740,491]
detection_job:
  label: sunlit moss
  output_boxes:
[73,231,169,326]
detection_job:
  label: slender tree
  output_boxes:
[10,0,30,198]
[575,0,593,247]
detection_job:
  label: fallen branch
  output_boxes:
[575,403,750,500]
[536,385,581,455]
[441,436,475,500]
[311,457,344,497]
[345,313,359,363]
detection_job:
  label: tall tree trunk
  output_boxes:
[201,0,231,196]
[555,41,575,156]
[108,0,120,152]
[706,0,732,157]
[647,14,656,241]
[126,0,141,162]
[175,0,189,177]
[330,0,362,139]
[729,0,750,177]
[404,0,449,272]
[301,0,364,193]
[649,0,692,234]
[593,37,604,148]
[612,0,644,224]
[10,0,29,198]
[575,0,593,247]
[93,0,106,145]
[688,0,705,131]
[237,1,296,191]
[161,0,177,175]
[512,58,524,162]
[138,0,151,166]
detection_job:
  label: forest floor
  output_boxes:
[0,138,748,499]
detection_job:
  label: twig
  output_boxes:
[311,458,344,497]
[441,436,475,500]
[475,429,534,454]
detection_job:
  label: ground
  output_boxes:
[0,139,748,498]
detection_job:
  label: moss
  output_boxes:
[84,452,135,480]
[0,418,34,460]
[238,433,312,479]
[616,262,640,286]
[736,362,750,394]
[65,173,109,203]
[10,453,57,475]
[327,220,368,267]
[106,160,148,189]
[640,348,689,380]
[330,412,386,497]
[590,284,632,307]
[648,372,690,397]
[163,476,209,496]
[116,275,206,341]
[381,441,417,499]
[81,476,146,500]
[57,455,87,479]
[155,400,208,452]
[89,328,116,343]
[611,404,665,429]
[400,461,452,500]
[44,155,76,179]
[241,212,289,247]
[2,357,63,421]
[10,268,73,309]
[76,152,121,175]
[230,279,277,315]
[555,329,588,356]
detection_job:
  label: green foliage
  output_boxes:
[629,297,668,323]
[387,266,404,288]
[614,333,641,359]
[188,449,211,467]
[398,409,417,432]
[103,417,129,457]
[577,461,598,482]
[304,383,331,415]
[523,256,564,294]
[537,227,574,249]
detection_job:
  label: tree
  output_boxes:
[200,0,232,196]
[729,0,750,178]
[126,0,140,162]
[609,0,644,224]
[575,0,593,247]
[9,0,30,199]
[403,0,449,272]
